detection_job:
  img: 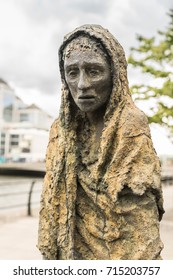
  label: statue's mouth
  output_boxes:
[78,95,95,100]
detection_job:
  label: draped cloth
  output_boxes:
[37,25,164,260]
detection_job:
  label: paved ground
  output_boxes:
[0,216,41,260]
[160,219,173,260]
[0,186,172,260]
[160,184,173,260]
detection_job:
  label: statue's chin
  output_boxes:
[75,100,107,114]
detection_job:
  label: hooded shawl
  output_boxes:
[38,25,164,260]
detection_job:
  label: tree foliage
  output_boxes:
[128,9,173,134]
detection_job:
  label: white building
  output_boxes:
[0,78,53,162]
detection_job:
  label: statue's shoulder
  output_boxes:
[49,117,60,140]
[120,103,150,137]
[126,103,148,124]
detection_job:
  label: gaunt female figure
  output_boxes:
[38,25,164,260]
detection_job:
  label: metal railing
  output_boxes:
[161,176,173,186]
[0,179,42,216]
[0,176,172,218]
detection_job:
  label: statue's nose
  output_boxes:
[78,71,90,90]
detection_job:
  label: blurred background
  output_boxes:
[0,0,172,260]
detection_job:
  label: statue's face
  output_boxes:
[64,45,112,113]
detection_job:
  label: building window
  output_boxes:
[1,133,5,144]
[11,134,19,139]
[0,133,6,156]
[10,134,19,147]
[3,93,14,122]
[0,148,5,156]
[20,113,29,122]
[10,141,18,146]
[3,105,13,122]
[21,147,30,153]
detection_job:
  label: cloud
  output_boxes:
[157,0,173,8]
[0,0,172,117]
[14,85,60,117]
[17,0,110,21]
[0,0,113,101]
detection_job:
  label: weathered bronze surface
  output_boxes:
[38,24,164,260]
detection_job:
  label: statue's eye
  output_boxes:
[88,69,100,76]
[67,69,79,78]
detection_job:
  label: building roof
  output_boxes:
[0,78,8,86]
[25,104,41,110]
[19,103,53,118]
[0,78,53,119]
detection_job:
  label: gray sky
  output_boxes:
[0,0,173,155]
[0,0,172,115]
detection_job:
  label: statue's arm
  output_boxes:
[116,188,163,260]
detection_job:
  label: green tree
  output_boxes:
[128,9,173,134]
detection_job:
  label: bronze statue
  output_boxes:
[38,24,164,260]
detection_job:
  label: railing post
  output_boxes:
[27,180,35,216]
